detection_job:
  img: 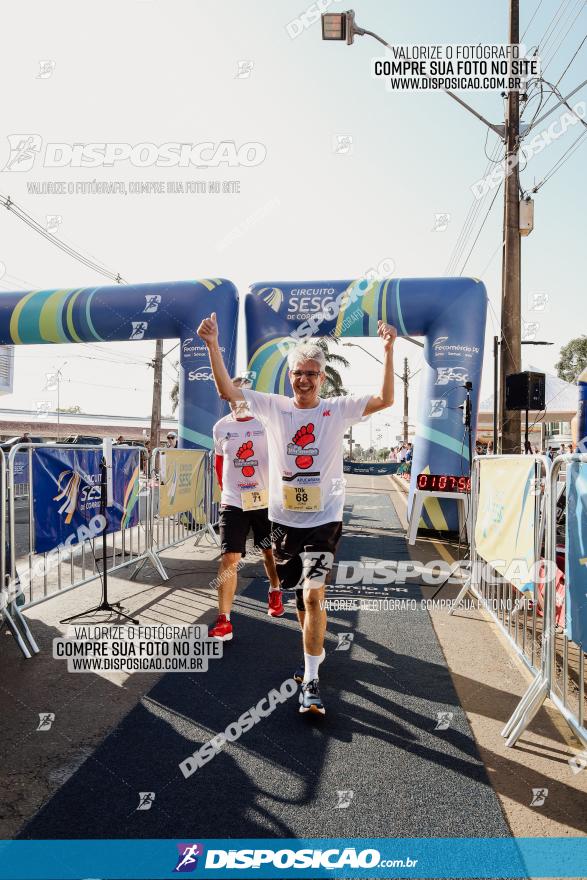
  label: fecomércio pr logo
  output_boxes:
[174,842,205,872]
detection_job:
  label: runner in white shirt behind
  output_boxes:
[209,376,283,642]
[197,313,397,716]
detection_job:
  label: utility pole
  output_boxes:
[499,0,521,453]
[149,339,163,450]
[403,357,409,443]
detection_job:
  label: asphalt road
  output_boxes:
[20,488,510,842]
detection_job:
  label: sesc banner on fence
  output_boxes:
[566,460,587,651]
[475,457,537,592]
[13,451,29,484]
[32,447,140,553]
[159,449,206,519]
[343,460,400,476]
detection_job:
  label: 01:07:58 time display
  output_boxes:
[416,473,471,493]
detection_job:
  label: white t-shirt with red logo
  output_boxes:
[242,390,371,527]
[212,415,269,509]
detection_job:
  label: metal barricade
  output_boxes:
[450,453,587,749]
[7,443,150,611]
[451,455,549,677]
[130,447,218,582]
[503,453,587,748]
[1,447,39,657]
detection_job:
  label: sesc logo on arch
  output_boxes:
[188,368,215,382]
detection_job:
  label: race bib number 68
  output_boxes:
[282,485,322,512]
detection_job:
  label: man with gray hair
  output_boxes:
[198,313,397,716]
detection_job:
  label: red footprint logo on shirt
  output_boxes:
[293,423,315,469]
[236,440,255,477]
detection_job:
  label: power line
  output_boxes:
[522,0,545,39]
[530,127,587,191]
[536,0,575,54]
[458,180,503,275]
[0,192,126,284]
[542,1,586,71]
[444,138,503,275]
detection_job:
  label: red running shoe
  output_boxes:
[209,614,233,641]
[267,590,285,618]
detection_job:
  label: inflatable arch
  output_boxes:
[245,277,487,531]
[0,279,238,448]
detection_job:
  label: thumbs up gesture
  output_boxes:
[197,312,219,346]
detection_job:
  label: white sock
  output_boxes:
[268,584,281,592]
[303,648,326,683]
[224,612,231,621]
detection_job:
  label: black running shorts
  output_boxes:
[271,520,343,592]
[219,505,272,556]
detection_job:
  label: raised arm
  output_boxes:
[196,312,244,403]
[363,321,397,416]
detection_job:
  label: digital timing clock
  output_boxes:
[416,473,471,493]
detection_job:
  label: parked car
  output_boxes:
[62,435,103,445]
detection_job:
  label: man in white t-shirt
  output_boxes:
[209,377,283,642]
[197,313,397,716]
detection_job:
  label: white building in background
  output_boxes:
[477,368,576,450]
[0,346,14,395]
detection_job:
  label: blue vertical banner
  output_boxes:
[565,460,587,650]
[32,447,140,554]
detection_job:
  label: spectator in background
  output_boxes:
[486,441,494,455]
[115,435,124,444]
[166,432,177,448]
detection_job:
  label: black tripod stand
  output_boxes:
[61,456,139,625]
[428,381,474,600]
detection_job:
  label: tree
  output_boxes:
[171,367,179,414]
[556,336,587,384]
[316,337,350,398]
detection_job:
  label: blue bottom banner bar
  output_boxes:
[0,838,587,879]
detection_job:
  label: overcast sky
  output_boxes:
[0,0,585,448]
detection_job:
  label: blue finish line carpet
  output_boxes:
[19,492,509,841]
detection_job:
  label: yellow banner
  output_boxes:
[160,450,206,519]
[475,457,537,592]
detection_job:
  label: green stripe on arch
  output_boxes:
[85,290,103,341]
[418,424,470,460]
[179,424,213,449]
[395,279,408,336]
[66,290,83,342]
